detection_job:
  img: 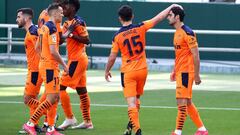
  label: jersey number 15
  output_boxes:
[123,35,143,57]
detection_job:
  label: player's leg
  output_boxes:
[71,86,93,129]
[172,73,192,135]
[187,100,208,135]
[58,60,83,129]
[58,85,77,129]
[123,69,147,135]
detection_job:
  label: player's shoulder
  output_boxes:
[44,21,57,35]
[181,25,195,36]
[28,25,38,36]
[74,16,86,26]
[112,23,143,41]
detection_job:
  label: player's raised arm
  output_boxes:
[150,4,182,27]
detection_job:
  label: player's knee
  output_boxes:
[60,85,67,91]
[76,87,87,95]
[24,95,34,104]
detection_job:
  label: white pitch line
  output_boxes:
[0,101,240,111]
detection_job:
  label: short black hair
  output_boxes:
[171,7,185,22]
[68,0,80,13]
[17,8,34,19]
[118,5,133,22]
[47,3,60,15]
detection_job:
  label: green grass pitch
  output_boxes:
[0,67,240,135]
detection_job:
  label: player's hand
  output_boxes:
[63,64,69,75]
[194,74,201,85]
[105,71,112,82]
[170,71,176,82]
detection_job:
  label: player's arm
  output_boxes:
[61,23,90,45]
[49,45,68,74]
[105,52,117,82]
[70,34,90,45]
[170,66,176,82]
[149,4,183,27]
[190,47,201,85]
[35,37,41,56]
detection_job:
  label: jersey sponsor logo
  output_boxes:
[51,35,57,43]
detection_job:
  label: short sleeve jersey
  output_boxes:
[24,25,40,71]
[111,20,154,73]
[38,9,62,43]
[38,21,59,69]
[62,16,89,60]
[173,25,198,74]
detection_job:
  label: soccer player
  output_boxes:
[37,1,65,131]
[105,4,182,135]
[57,0,93,130]
[22,3,68,135]
[16,8,43,133]
[167,7,208,135]
[38,0,63,45]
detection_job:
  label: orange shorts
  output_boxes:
[61,55,88,89]
[121,68,148,97]
[39,68,60,94]
[25,71,43,96]
[176,72,194,99]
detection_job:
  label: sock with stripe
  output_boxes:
[175,105,187,134]
[128,107,140,133]
[79,93,91,123]
[30,100,52,125]
[26,98,39,116]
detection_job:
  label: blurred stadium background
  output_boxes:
[0,0,239,135]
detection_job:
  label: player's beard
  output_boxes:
[17,20,25,28]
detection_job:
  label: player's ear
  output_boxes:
[118,16,122,23]
[132,14,134,20]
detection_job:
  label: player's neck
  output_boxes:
[122,21,132,27]
[68,14,75,20]
[24,21,33,31]
[49,18,56,25]
[174,22,184,30]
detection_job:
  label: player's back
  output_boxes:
[62,16,88,60]
[112,22,151,73]
[174,25,198,74]
[39,21,59,69]
[24,25,40,71]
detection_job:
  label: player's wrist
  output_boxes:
[68,33,73,38]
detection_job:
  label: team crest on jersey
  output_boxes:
[51,35,57,43]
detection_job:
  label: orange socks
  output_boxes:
[187,103,204,128]
[176,105,187,130]
[79,93,91,122]
[128,107,140,133]
[60,90,73,119]
[47,102,58,126]
[26,98,39,116]
[30,100,52,125]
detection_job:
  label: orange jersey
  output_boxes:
[173,25,198,74]
[38,9,62,42]
[62,16,88,60]
[24,25,40,71]
[111,20,154,73]
[38,21,59,69]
